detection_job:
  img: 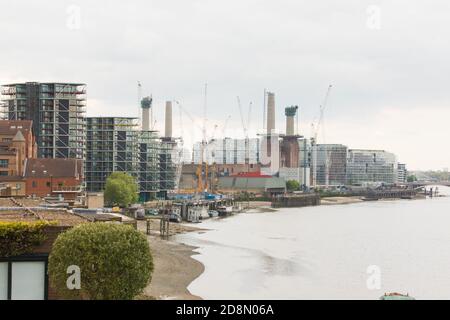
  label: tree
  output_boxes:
[286,180,300,192]
[407,175,417,183]
[48,223,153,300]
[104,172,138,207]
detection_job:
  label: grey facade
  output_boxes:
[315,144,348,186]
[346,149,398,185]
[1,82,86,159]
[397,163,407,184]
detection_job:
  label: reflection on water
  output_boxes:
[176,186,450,300]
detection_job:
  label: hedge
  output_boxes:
[0,221,51,257]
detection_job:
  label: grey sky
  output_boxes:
[1,0,449,170]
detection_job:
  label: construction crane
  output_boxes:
[237,96,253,170]
[137,81,142,129]
[222,115,231,138]
[311,84,333,189]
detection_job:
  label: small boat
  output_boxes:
[208,210,219,218]
[380,293,415,300]
[362,197,379,201]
[168,212,182,223]
[217,206,233,216]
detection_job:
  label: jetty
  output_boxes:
[271,194,321,208]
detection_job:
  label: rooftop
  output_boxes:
[0,120,33,136]
[24,158,83,178]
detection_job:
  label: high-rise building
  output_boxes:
[315,144,348,186]
[346,149,398,185]
[1,82,86,159]
[397,163,407,184]
[86,117,178,200]
[86,117,139,192]
[298,138,311,188]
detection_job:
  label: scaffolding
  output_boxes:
[85,117,180,201]
[85,117,139,192]
[0,82,86,159]
[138,130,161,201]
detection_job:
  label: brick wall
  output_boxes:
[25,177,81,200]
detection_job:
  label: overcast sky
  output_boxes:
[1,0,449,170]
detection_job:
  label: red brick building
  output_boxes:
[0,120,84,200]
[24,158,84,201]
[0,120,37,196]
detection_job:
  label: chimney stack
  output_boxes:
[165,101,173,138]
[141,96,152,131]
[266,92,275,135]
[285,106,298,136]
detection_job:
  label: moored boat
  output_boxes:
[208,210,219,217]
[217,206,233,216]
[380,292,415,300]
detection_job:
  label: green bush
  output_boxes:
[48,223,153,300]
[0,221,50,257]
[104,172,139,207]
[286,180,300,192]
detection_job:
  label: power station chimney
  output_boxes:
[165,100,173,138]
[266,92,275,135]
[141,96,152,131]
[285,106,298,136]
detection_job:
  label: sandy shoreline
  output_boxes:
[137,220,205,300]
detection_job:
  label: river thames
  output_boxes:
[176,186,450,299]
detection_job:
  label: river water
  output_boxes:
[175,186,450,300]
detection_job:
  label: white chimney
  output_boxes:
[267,92,275,135]
[165,101,173,138]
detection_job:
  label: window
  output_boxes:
[0,263,7,300]
[11,262,46,300]
[0,257,47,300]
[0,159,8,168]
[46,182,51,187]
[32,181,37,188]
[0,171,8,176]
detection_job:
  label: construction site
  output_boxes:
[0,81,409,219]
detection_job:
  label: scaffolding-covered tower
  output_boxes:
[138,130,161,201]
[86,116,180,200]
[159,138,178,198]
[86,117,139,192]
[1,82,86,159]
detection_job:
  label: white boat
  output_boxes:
[217,206,233,216]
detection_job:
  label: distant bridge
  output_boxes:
[410,181,450,188]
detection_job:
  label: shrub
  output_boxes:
[48,223,153,300]
[286,180,300,192]
[104,172,139,207]
[0,221,50,257]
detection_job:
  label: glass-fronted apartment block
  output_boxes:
[397,163,407,184]
[298,138,311,188]
[346,149,398,185]
[86,117,178,200]
[315,144,348,186]
[1,82,86,159]
[193,138,260,165]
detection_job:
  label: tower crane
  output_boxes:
[311,84,333,189]
[237,97,253,171]
[222,115,231,138]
